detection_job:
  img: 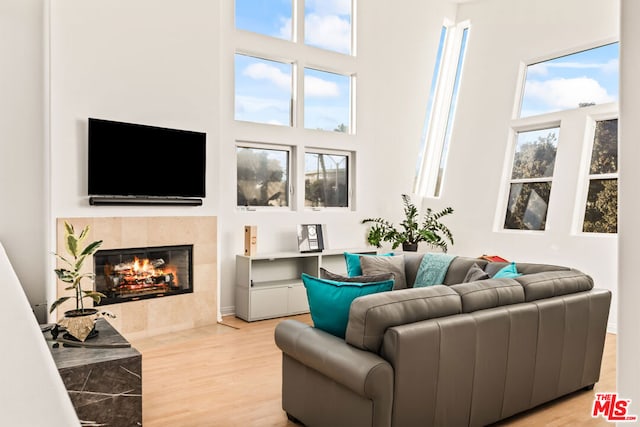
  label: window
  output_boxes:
[305,151,349,208]
[235,0,292,40]
[504,127,559,230]
[520,43,619,118]
[304,68,351,132]
[304,0,353,55]
[414,26,446,192]
[415,22,470,198]
[237,145,290,207]
[234,1,356,131]
[583,118,618,233]
[234,0,357,210]
[234,54,293,126]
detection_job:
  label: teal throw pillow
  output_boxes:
[344,252,393,277]
[301,273,394,338]
[492,262,523,279]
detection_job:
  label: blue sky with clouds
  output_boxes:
[235,0,352,131]
[521,43,619,117]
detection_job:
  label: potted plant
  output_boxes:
[50,221,106,341]
[361,194,454,252]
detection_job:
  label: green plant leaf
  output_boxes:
[64,221,74,236]
[83,290,106,304]
[49,296,71,313]
[66,234,78,258]
[80,239,103,257]
[361,194,455,252]
[54,268,75,283]
[78,225,89,242]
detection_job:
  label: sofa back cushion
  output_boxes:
[345,285,461,353]
[515,269,593,301]
[449,279,525,312]
[484,261,569,277]
[401,252,425,287]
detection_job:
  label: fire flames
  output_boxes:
[104,256,179,295]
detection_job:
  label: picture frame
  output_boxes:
[297,224,324,253]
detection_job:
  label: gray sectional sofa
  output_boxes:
[274,254,611,427]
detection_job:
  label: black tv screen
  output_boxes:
[88,118,206,198]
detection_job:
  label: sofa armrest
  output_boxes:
[275,319,393,400]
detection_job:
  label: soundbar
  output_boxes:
[89,196,203,206]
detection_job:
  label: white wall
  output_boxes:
[0,0,48,321]
[430,0,619,331]
[48,0,222,315]
[8,0,456,320]
[216,0,456,314]
[618,0,640,414]
[15,0,622,331]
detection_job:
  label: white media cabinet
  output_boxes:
[235,248,376,321]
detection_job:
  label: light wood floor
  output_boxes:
[131,315,616,427]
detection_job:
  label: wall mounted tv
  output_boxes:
[88,118,206,206]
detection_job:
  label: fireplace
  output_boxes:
[93,244,193,305]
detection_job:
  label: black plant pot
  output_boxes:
[402,243,418,252]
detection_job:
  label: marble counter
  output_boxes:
[45,318,142,426]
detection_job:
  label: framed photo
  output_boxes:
[297,224,324,253]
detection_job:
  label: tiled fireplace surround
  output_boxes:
[56,216,217,340]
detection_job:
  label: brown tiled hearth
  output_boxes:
[55,216,217,339]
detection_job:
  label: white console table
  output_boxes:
[235,248,375,322]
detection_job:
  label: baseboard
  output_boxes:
[220,305,235,317]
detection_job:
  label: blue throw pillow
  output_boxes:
[301,273,394,338]
[344,252,393,277]
[492,262,522,279]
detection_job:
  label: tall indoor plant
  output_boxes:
[50,221,106,341]
[361,194,454,252]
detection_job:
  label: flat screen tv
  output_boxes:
[88,118,206,200]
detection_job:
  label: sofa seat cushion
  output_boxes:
[345,285,461,352]
[450,279,525,312]
[515,269,594,301]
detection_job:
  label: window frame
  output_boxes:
[236,141,295,211]
[575,111,618,235]
[500,123,561,232]
[498,39,619,234]
[303,148,353,210]
[516,42,619,119]
[415,20,470,199]
[302,67,354,133]
[234,52,296,128]
[233,0,359,212]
